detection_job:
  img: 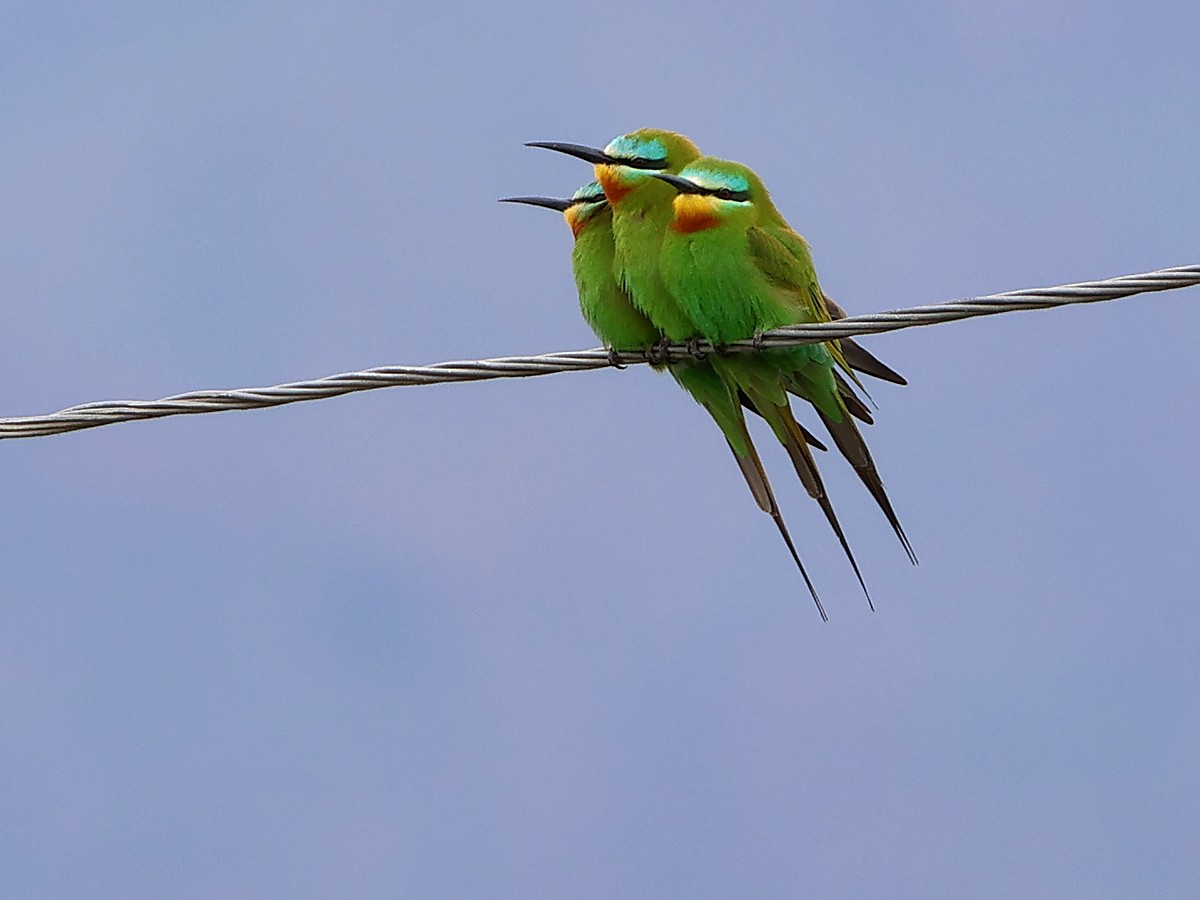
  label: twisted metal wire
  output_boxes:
[2,264,1197,440]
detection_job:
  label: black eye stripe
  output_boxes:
[710,186,751,202]
[612,155,669,170]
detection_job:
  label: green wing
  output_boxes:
[748,224,862,391]
[747,226,828,322]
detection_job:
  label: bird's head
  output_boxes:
[527,129,701,207]
[561,181,610,236]
[499,181,609,238]
[651,158,767,234]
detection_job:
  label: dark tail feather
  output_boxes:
[788,374,872,425]
[775,412,874,612]
[740,390,828,451]
[797,423,828,453]
[822,294,909,386]
[727,433,828,621]
[769,510,828,622]
[815,494,874,612]
[819,410,919,565]
[841,338,908,386]
[834,371,874,425]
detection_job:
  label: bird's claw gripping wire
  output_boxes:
[644,337,674,366]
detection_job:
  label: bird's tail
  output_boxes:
[818,404,918,565]
[788,352,916,565]
[821,293,908,386]
[741,389,828,451]
[726,424,826,622]
[674,362,827,619]
[732,367,874,612]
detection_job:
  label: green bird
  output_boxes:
[500,179,863,441]
[529,130,704,344]
[500,179,837,446]
[500,182,662,354]
[652,157,916,572]
[502,177,833,617]
[525,134,905,384]
[528,130,847,617]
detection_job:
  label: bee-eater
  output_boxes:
[527,129,703,343]
[525,133,905,385]
[500,180,843,450]
[501,182,662,353]
[652,158,916,568]
[502,178,832,618]
[527,130,850,617]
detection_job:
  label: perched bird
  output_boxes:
[500,182,839,447]
[529,130,703,343]
[500,182,661,354]
[503,177,831,617]
[652,158,916,572]
[525,134,906,387]
[528,130,835,617]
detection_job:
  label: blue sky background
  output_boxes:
[2,2,1198,897]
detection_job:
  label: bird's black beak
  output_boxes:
[525,141,617,165]
[499,195,573,212]
[650,172,707,195]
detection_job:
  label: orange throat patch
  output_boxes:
[564,208,586,238]
[596,166,631,205]
[670,194,720,233]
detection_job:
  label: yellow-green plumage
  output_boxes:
[522,135,831,616]
[568,185,663,351]
[501,183,660,351]
[656,157,916,581]
[519,133,914,616]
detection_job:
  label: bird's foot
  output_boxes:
[645,338,674,366]
[606,346,627,369]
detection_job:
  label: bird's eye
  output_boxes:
[711,187,751,202]
[625,156,668,170]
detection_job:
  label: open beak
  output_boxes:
[650,172,707,195]
[499,196,573,212]
[525,141,616,165]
